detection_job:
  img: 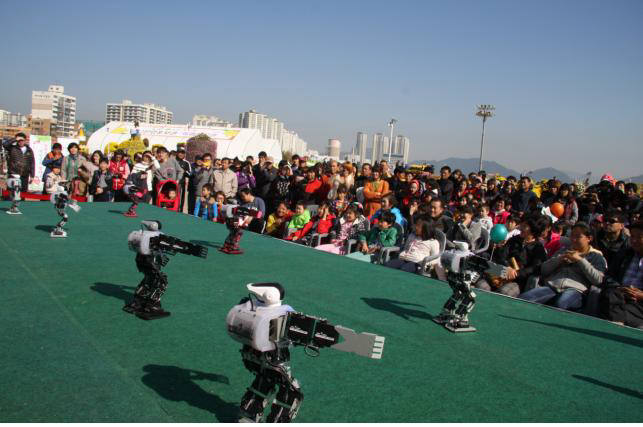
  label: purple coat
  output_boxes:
[236,171,256,190]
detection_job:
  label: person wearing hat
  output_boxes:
[4,132,35,192]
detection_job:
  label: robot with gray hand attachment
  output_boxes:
[227,283,386,423]
[433,241,508,332]
[124,220,208,320]
[50,183,81,238]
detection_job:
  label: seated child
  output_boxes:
[194,184,217,221]
[385,219,440,274]
[316,205,369,255]
[287,200,335,244]
[161,188,178,209]
[491,197,511,224]
[346,211,398,263]
[286,201,311,238]
[505,214,521,240]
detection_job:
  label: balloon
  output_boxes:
[550,202,565,219]
[490,224,508,243]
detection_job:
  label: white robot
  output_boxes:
[227,283,385,423]
[433,242,507,332]
[50,184,81,238]
[6,174,22,215]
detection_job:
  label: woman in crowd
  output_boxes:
[236,161,256,192]
[109,149,130,202]
[371,193,405,227]
[316,204,369,255]
[385,218,440,274]
[557,183,579,225]
[363,169,390,218]
[265,201,294,238]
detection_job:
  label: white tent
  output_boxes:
[86,121,282,160]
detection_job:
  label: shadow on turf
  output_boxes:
[108,209,126,215]
[362,297,434,322]
[35,225,55,233]
[90,282,135,303]
[190,239,223,250]
[498,315,643,349]
[572,375,643,400]
[141,364,238,422]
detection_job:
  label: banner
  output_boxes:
[29,135,52,192]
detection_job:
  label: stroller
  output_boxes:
[156,180,180,212]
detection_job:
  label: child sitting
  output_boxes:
[346,211,398,263]
[477,203,493,231]
[213,191,226,223]
[385,219,440,274]
[491,197,510,224]
[287,200,336,244]
[286,201,311,238]
[45,164,64,194]
[194,184,217,221]
[505,214,521,240]
[330,184,351,217]
[161,188,178,209]
[316,204,369,255]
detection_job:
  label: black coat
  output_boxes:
[89,169,114,196]
[6,143,35,177]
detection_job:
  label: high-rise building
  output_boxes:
[31,85,76,136]
[396,135,410,164]
[371,133,384,163]
[192,114,232,127]
[355,132,368,164]
[327,139,341,158]
[106,100,173,124]
[238,109,307,155]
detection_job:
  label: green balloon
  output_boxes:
[490,224,508,243]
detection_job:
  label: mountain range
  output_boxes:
[409,157,579,183]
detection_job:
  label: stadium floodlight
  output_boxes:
[475,105,495,173]
[387,118,397,163]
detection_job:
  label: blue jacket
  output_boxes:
[194,198,218,220]
[372,207,406,228]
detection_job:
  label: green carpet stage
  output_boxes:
[0,201,641,423]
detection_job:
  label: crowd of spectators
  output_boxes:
[2,133,642,329]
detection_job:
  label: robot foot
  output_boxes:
[432,313,453,325]
[123,210,138,218]
[444,320,476,333]
[219,247,243,255]
[6,207,22,215]
[50,229,67,238]
[135,305,171,320]
[122,300,143,314]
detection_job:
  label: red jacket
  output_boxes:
[288,214,335,240]
[109,160,130,191]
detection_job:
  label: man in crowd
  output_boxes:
[213,157,238,202]
[189,152,215,215]
[155,146,184,182]
[600,221,643,328]
[438,166,454,203]
[596,211,630,267]
[355,163,372,189]
[5,132,34,192]
[512,176,538,216]
[447,205,482,250]
[424,198,455,238]
[175,148,192,212]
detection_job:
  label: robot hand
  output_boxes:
[68,202,81,213]
[332,326,385,359]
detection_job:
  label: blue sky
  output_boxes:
[2,0,642,178]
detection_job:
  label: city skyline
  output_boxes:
[1,0,642,177]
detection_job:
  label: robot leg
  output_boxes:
[433,280,463,325]
[51,209,68,238]
[220,226,244,255]
[135,270,171,320]
[124,200,138,217]
[239,375,277,423]
[265,375,303,423]
[7,175,22,215]
[447,283,477,333]
[123,276,147,314]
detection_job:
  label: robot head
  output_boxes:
[247,283,285,307]
[141,220,162,231]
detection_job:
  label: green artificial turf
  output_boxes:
[0,201,641,422]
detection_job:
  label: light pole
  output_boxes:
[475,104,495,172]
[387,118,397,163]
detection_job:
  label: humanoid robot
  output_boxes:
[227,283,385,422]
[124,220,208,319]
[50,183,81,238]
[219,205,263,254]
[433,241,507,332]
[6,174,22,215]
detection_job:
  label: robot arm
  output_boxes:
[151,234,208,258]
[286,312,385,359]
